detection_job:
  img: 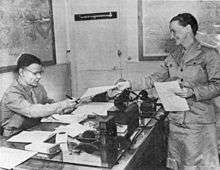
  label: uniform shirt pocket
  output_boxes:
[184,61,208,83]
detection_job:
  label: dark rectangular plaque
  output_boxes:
[74,11,117,21]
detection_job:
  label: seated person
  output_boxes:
[1,53,77,137]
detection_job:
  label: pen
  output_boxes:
[92,112,99,116]
[66,95,80,104]
[51,115,59,121]
[66,94,73,99]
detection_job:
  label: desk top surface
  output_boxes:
[0,117,163,170]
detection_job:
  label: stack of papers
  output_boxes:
[73,102,114,116]
[25,142,60,154]
[0,147,36,169]
[42,102,114,124]
[7,131,55,143]
[55,123,93,138]
[41,114,80,124]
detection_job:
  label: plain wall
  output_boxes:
[68,0,161,97]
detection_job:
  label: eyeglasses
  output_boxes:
[25,68,44,76]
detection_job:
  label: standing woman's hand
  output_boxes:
[175,87,194,98]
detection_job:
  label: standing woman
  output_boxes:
[1,53,77,137]
[145,13,220,169]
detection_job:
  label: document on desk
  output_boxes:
[154,81,189,111]
[0,147,36,169]
[55,123,93,138]
[73,102,114,117]
[7,130,55,143]
[80,85,116,99]
[42,102,114,124]
[41,114,81,124]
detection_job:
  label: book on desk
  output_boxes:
[25,142,61,157]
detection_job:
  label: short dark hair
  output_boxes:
[170,13,198,35]
[15,53,42,73]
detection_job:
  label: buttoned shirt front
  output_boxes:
[146,40,220,124]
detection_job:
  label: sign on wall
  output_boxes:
[0,0,56,73]
[74,11,117,21]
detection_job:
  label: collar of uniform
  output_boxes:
[169,45,185,66]
[182,40,202,64]
[16,78,35,93]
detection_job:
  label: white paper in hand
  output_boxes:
[154,81,189,111]
[80,85,116,99]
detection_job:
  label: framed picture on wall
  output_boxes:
[138,0,220,61]
[0,0,56,73]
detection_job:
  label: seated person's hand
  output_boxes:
[79,96,91,104]
[60,99,78,112]
[63,107,75,114]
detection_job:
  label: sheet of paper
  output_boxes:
[73,102,114,116]
[0,147,36,169]
[52,114,80,124]
[44,102,114,124]
[7,130,55,143]
[154,81,190,111]
[41,114,81,124]
[55,123,93,138]
[80,85,116,99]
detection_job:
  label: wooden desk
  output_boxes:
[0,116,167,170]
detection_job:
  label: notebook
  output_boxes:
[7,130,55,143]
